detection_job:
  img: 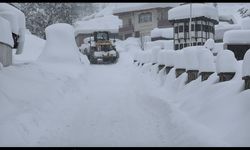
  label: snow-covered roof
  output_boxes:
[241,17,250,30]
[223,30,250,44]
[168,3,219,22]
[215,22,241,41]
[242,49,250,77]
[74,15,122,36]
[151,28,173,39]
[113,3,179,14]
[0,16,14,47]
[216,49,237,73]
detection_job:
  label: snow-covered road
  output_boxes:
[32,52,229,147]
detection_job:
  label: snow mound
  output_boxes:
[0,16,13,47]
[146,40,173,50]
[216,49,237,73]
[39,23,80,65]
[164,50,176,67]
[157,50,166,65]
[0,11,19,34]
[151,46,161,63]
[175,50,186,69]
[215,23,241,41]
[168,3,219,22]
[242,49,250,77]
[183,46,200,71]
[223,30,250,44]
[151,28,173,39]
[204,38,215,50]
[198,48,216,72]
[241,17,250,30]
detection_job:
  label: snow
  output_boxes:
[174,50,186,69]
[146,40,173,50]
[242,49,250,77]
[241,17,250,30]
[113,3,179,14]
[183,46,200,71]
[198,48,216,72]
[74,15,122,35]
[0,16,14,47]
[204,39,215,50]
[223,30,250,44]
[215,23,241,41]
[0,11,19,34]
[164,50,176,67]
[157,50,166,65]
[151,28,173,39]
[216,49,238,73]
[150,46,161,63]
[168,3,219,21]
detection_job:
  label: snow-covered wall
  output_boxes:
[0,16,13,47]
[223,30,250,44]
[39,23,80,65]
[168,3,219,21]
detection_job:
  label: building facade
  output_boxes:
[168,4,219,50]
[113,4,178,40]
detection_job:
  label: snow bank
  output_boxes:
[151,28,173,39]
[74,15,122,35]
[168,3,219,21]
[223,30,250,44]
[113,3,178,14]
[204,39,215,50]
[146,40,173,50]
[216,49,237,73]
[164,50,176,67]
[242,49,250,77]
[151,46,161,63]
[183,46,200,71]
[241,17,250,30]
[198,48,216,72]
[39,23,80,65]
[0,16,13,47]
[174,50,186,69]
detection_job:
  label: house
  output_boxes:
[113,3,179,40]
[168,3,219,50]
[0,3,26,67]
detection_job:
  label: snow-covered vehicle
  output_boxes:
[81,31,119,64]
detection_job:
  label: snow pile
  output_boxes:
[212,42,224,55]
[224,30,250,44]
[216,49,237,73]
[241,17,250,30]
[141,50,152,64]
[146,40,173,50]
[151,28,173,39]
[39,23,80,64]
[113,3,178,14]
[74,15,122,35]
[157,50,166,65]
[0,16,13,47]
[242,49,250,77]
[174,50,186,69]
[204,39,215,50]
[151,46,161,63]
[0,11,19,35]
[183,46,200,71]
[198,48,216,72]
[164,50,176,67]
[215,23,241,41]
[168,3,219,21]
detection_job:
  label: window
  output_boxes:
[175,44,179,50]
[179,25,183,32]
[184,43,188,48]
[184,24,189,32]
[180,44,183,49]
[138,12,152,23]
[191,24,194,31]
[195,24,201,31]
[174,26,178,33]
[197,42,202,45]
[193,42,197,46]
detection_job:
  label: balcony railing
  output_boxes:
[118,25,134,33]
[157,19,172,28]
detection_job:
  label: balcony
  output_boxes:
[118,25,134,33]
[157,19,172,28]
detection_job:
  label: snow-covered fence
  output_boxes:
[198,47,216,81]
[216,50,237,82]
[163,50,176,74]
[157,50,166,73]
[174,50,186,78]
[183,46,200,84]
[242,49,250,90]
[0,16,13,67]
[151,46,161,65]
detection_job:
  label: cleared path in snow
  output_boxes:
[38,52,229,146]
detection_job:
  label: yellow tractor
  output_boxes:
[85,31,119,64]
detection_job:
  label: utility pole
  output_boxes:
[189,3,192,47]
